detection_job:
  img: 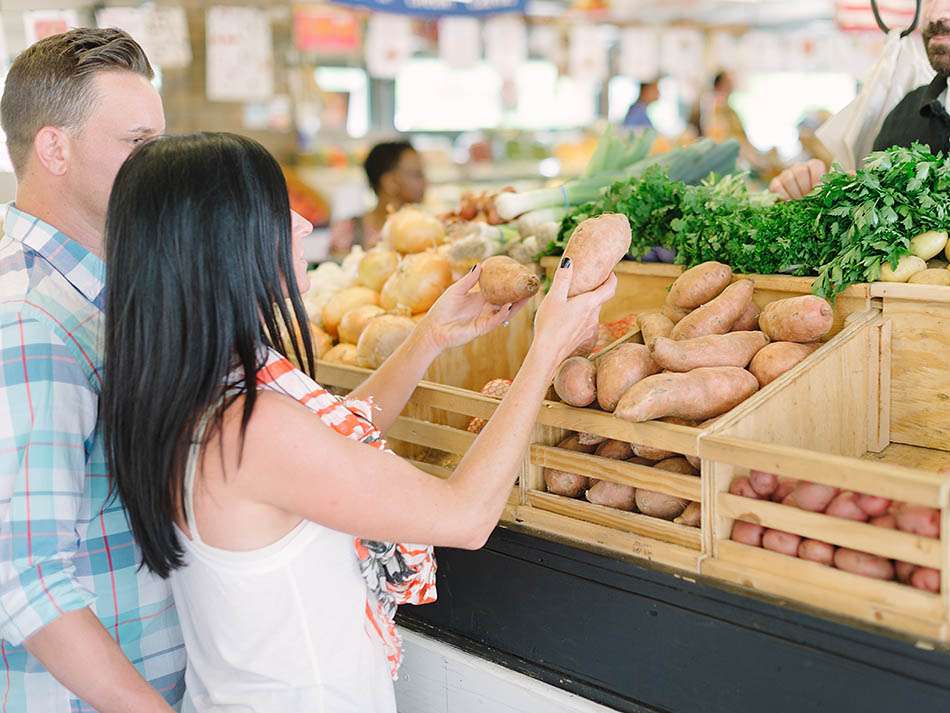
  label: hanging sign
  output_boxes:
[206,6,274,102]
[439,17,481,69]
[619,26,660,81]
[96,6,191,69]
[331,0,525,18]
[836,0,919,33]
[23,10,79,46]
[365,14,413,79]
[294,5,362,54]
[485,15,526,79]
[569,24,607,84]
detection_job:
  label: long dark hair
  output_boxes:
[102,132,314,578]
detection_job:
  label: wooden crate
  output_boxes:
[700,307,950,644]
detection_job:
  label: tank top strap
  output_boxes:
[183,406,219,545]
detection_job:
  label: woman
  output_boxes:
[102,133,614,713]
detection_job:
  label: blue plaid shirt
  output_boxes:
[0,205,185,711]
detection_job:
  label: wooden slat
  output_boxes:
[701,436,945,506]
[530,445,701,501]
[718,493,941,569]
[316,361,372,390]
[388,417,475,456]
[703,545,947,643]
[528,491,701,549]
[871,317,892,453]
[406,382,501,420]
[508,504,703,572]
[410,460,454,479]
[870,282,950,303]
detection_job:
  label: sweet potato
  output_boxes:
[825,492,869,522]
[595,344,658,412]
[762,529,802,557]
[563,213,631,297]
[729,476,761,499]
[655,456,698,476]
[638,312,675,350]
[466,379,512,433]
[911,567,941,592]
[577,432,606,447]
[758,295,834,343]
[798,539,835,566]
[748,342,820,388]
[661,302,690,324]
[771,478,799,503]
[667,262,733,309]
[896,561,916,584]
[856,494,891,517]
[632,444,673,462]
[586,481,637,510]
[614,366,758,423]
[893,504,940,538]
[834,548,895,580]
[670,280,754,341]
[731,300,761,332]
[595,440,635,461]
[870,514,897,529]
[543,435,597,498]
[731,521,765,547]
[479,256,540,305]
[786,482,839,512]
[674,501,702,527]
[749,470,778,498]
[554,357,597,407]
[635,489,688,520]
[652,331,769,372]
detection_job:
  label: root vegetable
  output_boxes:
[635,489,688,520]
[758,296,834,343]
[879,255,927,283]
[586,481,637,510]
[786,482,839,512]
[466,379,512,433]
[834,548,895,580]
[825,492,870,521]
[661,302,690,324]
[907,268,950,286]
[870,514,897,529]
[732,301,761,332]
[323,343,360,366]
[652,331,769,372]
[910,231,948,261]
[308,325,333,359]
[749,342,821,387]
[380,251,452,314]
[614,366,759,423]
[638,312,675,349]
[729,476,762,499]
[577,432,606,447]
[762,529,802,556]
[857,494,891,517]
[338,304,386,345]
[731,521,765,547]
[670,280,754,341]
[896,561,916,584]
[749,471,778,498]
[382,206,445,254]
[478,255,540,305]
[655,456,698,475]
[554,357,597,407]
[563,213,631,297]
[358,247,400,291]
[798,539,835,565]
[893,504,941,538]
[771,478,799,503]
[595,440,635,460]
[633,444,674,461]
[666,262,733,309]
[674,501,702,527]
[356,315,416,369]
[322,286,380,338]
[544,435,597,497]
[595,344,658,411]
[911,567,941,592]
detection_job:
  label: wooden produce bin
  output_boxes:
[505,261,872,573]
[700,302,950,644]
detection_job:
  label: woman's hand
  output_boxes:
[416,265,530,352]
[532,258,617,370]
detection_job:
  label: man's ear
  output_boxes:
[33,126,70,177]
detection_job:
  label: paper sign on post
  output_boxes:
[206,6,274,102]
[439,17,481,70]
[23,10,79,46]
[365,14,413,79]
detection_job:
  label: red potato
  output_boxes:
[729,476,762,499]
[554,357,597,407]
[825,492,870,522]
[595,344,659,412]
[635,489,688,520]
[911,567,941,593]
[670,280,755,341]
[661,302,690,324]
[856,494,892,517]
[758,295,834,343]
[762,529,802,557]
[674,501,702,527]
[798,539,835,566]
[595,440,635,461]
[563,213,631,297]
[749,470,778,498]
[893,504,941,538]
[870,514,897,529]
[834,548,895,581]
[543,435,597,498]
[666,261,733,309]
[586,481,637,510]
[896,561,916,584]
[652,331,769,372]
[731,521,765,547]
[771,478,799,503]
[731,300,761,332]
[748,342,821,387]
[614,366,759,423]
[786,482,839,512]
[638,312,675,350]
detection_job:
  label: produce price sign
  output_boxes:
[294,5,362,54]
[23,10,79,47]
[331,0,526,17]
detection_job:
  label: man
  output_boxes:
[623,79,660,130]
[0,29,184,712]
[329,140,427,254]
[772,0,950,199]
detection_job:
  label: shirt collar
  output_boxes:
[919,74,949,120]
[2,203,106,308]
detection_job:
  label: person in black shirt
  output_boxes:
[771,0,950,200]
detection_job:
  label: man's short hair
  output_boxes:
[363,141,414,195]
[1,28,154,176]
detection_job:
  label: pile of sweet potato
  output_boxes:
[729,471,943,592]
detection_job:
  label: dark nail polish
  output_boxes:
[507,304,513,312]
[470,265,477,273]
[560,257,572,269]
